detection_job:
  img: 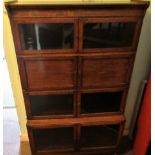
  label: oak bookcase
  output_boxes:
[6,1,149,154]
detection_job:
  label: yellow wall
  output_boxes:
[3,0,150,140]
[3,2,27,138]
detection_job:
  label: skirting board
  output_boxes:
[123,128,130,136]
[20,134,29,142]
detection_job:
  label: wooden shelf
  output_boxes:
[27,115,125,128]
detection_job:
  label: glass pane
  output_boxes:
[33,127,74,151]
[19,23,74,50]
[80,125,119,148]
[83,22,136,48]
[81,92,122,114]
[30,94,73,116]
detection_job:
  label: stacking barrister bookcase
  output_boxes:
[6,1,149,155]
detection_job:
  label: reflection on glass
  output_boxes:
[83,22,136,48]
[80,125,119,148]
[30,94,73,116]
[81,92,122,114]
[34,127,74,151]
[19,23,74,50]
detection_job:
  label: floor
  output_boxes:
[3,108,31,155]
[3,108,134,155]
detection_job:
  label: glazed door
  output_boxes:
[13,18,78,54]
[27,125,75,154]
[79,17,142,53]
[24,90,77,119]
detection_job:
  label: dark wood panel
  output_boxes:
[81,54,134,88]
[18,56,77,90]
[8,8,146,18]
[25,59,75,90]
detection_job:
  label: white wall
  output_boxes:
[125,6,151,131]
